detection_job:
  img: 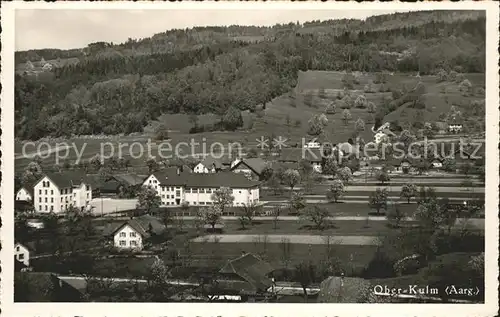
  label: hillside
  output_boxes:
[15,10,485,140]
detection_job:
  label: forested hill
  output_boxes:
[15,10,485,140]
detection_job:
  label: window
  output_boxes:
[239,191,242,194]
[45,190,48,195]
[130,241,137,247]
[39,197,42,202]
[119,240,126,246]
[51,198,54,203]
[130,232,136,237]
[60,197,63,202]
[50,206,54,211]
[61,205,63,210]
[45,198,48,203]
[16,246,20,251]
[51,190,54,195]
[120,232,126,237]
[87,193,89,198]
[166,202,170,205]
[176,190,181,197]
[86,185,90,191]
[45,205,48,211]
[39,189,41,194]
[19,254,24,260]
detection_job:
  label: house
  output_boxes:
[15,242,31,267]
[14,272,84,302]
[143,169,260,207]
[375,122,391,132]
[108,214,166,251]
[317,276,372,303]
[277,148,323,173]
[218,253,275,295]
[231,158,268,180]
[374,128,396,144]
[448,122,463,133]
[387,156,413,174]
[33,172,92,214]
[99,173,145,197]
[303,138,321,149]
[430,156,444,169]
[194,156,223,173]
[16,184,34,202]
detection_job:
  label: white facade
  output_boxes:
[449,124,463,133]
[113,224,144,250]
[193,163,216,173]
[304,140,321,149]
[15,243,30,266]
[143,174,183,206]
[33,176,92,214]
[432,161,443,168]
[16,188,32,201]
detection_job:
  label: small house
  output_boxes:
[15,242,31,267]
[303,138,321,149]
[193,157,223,173]
[16,185,34,202]
[448,122,463,133]
[231,158,268,180]
[108,214,166,251]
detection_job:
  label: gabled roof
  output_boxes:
[36,171,89,189]
[109,214,165,238]
[17,183,35,198]
[112,173,145,186]
[231,158,268,176]
[277,148,322,163]
[199,156,223,170]
[150,170,260,188]
[219,253,274,292]
[317,276,371,303]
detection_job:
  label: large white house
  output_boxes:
[143,167,260,207]
[33,172,92,213]
[15,242,30,267]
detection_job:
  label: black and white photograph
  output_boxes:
[1,1,498,316]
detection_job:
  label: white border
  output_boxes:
[1,1,498,317]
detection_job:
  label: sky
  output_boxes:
[15,9,413,51]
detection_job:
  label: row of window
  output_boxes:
[119,232,137,238]
[118,240,138,247]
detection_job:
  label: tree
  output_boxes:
[369,188,388,215]
[303,91,314,107]
[376,170,390,184]
[147,256,174,301]
[354,95,367,109]
[283,169,301,195]
[307,113,328,136]
[298,159,313,177]
[341,109,352,126]
[354,118,365,133]
[98,166,112,182]
[365,101,376,114]
[300,205,329,230]
[136,186,161,214]
[22,161,43,185]
[247,148,258,158]
[442,158,456,172]
[266,173,284,196]
[241,201,259,226]
[459,79,472,96]
[90,154,102,171]
[200,205,223,232]
[325,102,336,114]
[386,203,405,228]
[260,165,274,181]
[290,191,306,214]
[294,261,316,302]
[400,183,418,204]
[418,186,437,204]
[322,156,338,177]
[398,129,416,151]
[211,187,235,215]
[337,166,352,184]
[222,106,244,131]
[326,180,345,203]
[413,200,444,231]
[271,206,282,230]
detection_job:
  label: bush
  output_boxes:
[362,247,396,278]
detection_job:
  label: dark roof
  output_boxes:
[112,174,145,186]
[277,148,322,163]
[219,253,274,292]
[231,158,268,176]
[17,182,35,198]
[109,214,166,238]
[38,171,89,189]
[317,276,371,303]
[152,170,260,188]
[199,156,223,170]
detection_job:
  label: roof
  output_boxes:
[199,156,223,170]
[377,128,396,137]
[219,253,274,292]
[151,170,260,188]
[14,272,84,302]
[17,183,35,198]
[317,276,372,303]
[15,257,29,272]
[110,214,166,238]
[37,171,89,189]
[231,158,268,176]
[277,148,322,163]
[112,174,145,186]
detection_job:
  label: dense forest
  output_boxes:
[15,10,485,140]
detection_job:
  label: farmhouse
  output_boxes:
[218,252,275,295]
[193,157,223,173]
[231,158,268,180]
[374,128,396,144]
[143,168,260,207]
[108,214,166,251]
[448,122,463,133]
[277,148,323,173]
[33,172,92,214]
[16,184,34,202]
[15,242,31,267]
[387,157,413,173]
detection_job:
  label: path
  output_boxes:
[192,234,379,245]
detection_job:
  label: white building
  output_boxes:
[448,123,463,133]
[303,138,321,149]
[15,242,30,267]
[193,157,222,173]
[16,186,33,202]
[110,215,165,251]
[374,129,396,144]
[33,172,92,214]
[143,168,260,207]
